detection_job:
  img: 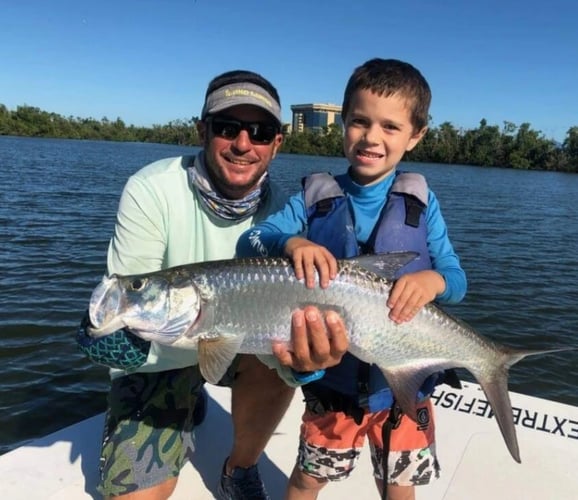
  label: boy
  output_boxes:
[236,58,467,500]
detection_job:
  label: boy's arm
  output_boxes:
[388,191,467,323]
[425,191,467,304]
[237,192,308,258]
[237,189,338,288]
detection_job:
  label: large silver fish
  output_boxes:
[88,253,565,463]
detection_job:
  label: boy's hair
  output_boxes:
[341,58,431,132]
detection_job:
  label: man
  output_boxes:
[77,69,348,500]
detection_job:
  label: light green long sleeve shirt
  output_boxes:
[106,154,292,380]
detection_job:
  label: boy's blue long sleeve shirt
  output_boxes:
[237,171,467,304]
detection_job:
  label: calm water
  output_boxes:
[1,136,577,455]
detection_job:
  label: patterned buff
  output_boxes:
[188,152,270,221]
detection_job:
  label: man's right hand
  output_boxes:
[272,305,348,373]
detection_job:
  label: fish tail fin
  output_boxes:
[381,361,520,460]
[474,346,573,464]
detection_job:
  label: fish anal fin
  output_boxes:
[198,335,244,384]
[380,365,442,421]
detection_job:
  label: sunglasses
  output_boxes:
[208,117,280,145]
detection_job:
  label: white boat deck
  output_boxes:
[1,382,577,499]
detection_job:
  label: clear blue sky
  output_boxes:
[2,0,576,142]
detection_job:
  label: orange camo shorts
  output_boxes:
[297,399,440,486]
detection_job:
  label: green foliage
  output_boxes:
[407,118,576,173]
[0,104,575,173]
[563,127,578,171]
[0,104,201,146]
[282,123,343,157]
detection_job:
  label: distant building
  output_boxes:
[290,103,342,133]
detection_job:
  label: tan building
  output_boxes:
[290,103,342,133]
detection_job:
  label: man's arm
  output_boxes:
[107,175,167,275]
[77,173,167,369]
[76,311,150,370]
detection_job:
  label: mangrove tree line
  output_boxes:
[1,104,576,172]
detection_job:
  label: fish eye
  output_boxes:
[130,278,145,291]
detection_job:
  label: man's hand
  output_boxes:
[272,306,348,372]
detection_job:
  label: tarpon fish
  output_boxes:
[88,253,566,463]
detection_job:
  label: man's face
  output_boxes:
[198,104,283,200]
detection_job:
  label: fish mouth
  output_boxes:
[88,275,126,336]
[87,316,127,337]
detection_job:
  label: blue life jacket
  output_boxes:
[303,171,437,414]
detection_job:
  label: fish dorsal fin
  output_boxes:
[349,252,418,280]
[198,334,245,384]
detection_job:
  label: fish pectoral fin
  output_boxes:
[198,335,244,385]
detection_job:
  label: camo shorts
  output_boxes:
[97,362,238,497]
[297,399,440,486]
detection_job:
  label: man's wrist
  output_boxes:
[291,369,325,384]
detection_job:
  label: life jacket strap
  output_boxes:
[404,195,426,228]
[314,198,336,216]
[381,400,404,500]
[356,358,371,408]
[303,172,343,211]
[302,384,365,425]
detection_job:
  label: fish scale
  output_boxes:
[199,259,391,351]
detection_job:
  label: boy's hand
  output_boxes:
[387,270,446,323]
[284,237,337,289]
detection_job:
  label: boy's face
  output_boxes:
[343,89,426,185]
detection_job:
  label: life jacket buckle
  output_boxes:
[314,198,335,216]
